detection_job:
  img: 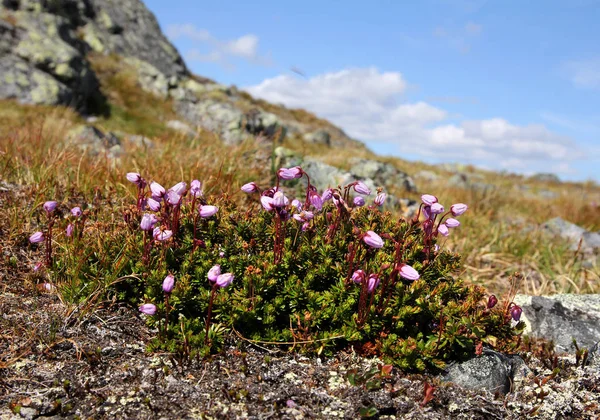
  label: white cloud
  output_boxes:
[246,68,584,175]
[565,58,600,90]
[166,24,271,68]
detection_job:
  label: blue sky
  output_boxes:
[145,0,600,181]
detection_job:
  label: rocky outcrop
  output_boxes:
[513,294,600,352]
[0,0,185,111]
[542,217,600,254]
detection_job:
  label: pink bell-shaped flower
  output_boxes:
[399,264,420,280]
[438,224,450,237]
[29,231,45,243]
[363,230,384,248]
[216,273,234,288]
[43,201,57,214]
[353,181,371,195]
[445,218,460,228]
[374,192,386,206]
[353,196,365,207]
[190,180,203,197]
[162,274,175,294]
[241,182,258,193]
[208,265,221,282]
[451,203,468,216]
[140,213,158,231]
[421,194,438,206]
[139,303,157,315]
[70,206,82,217]
[199,205,219,218]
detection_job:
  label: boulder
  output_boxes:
[303,130,331,146]
[442,349,530,394]
[166,120,196,137]
[349,158,416,192]
[542,217,600,253]
[513,294,600,352]
[66,125,121,158]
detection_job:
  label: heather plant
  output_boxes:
[29,166,525,371]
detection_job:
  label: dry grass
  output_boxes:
[0,55,598,297]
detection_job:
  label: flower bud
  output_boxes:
[199,205,218,218]
[291,199,302,210]
[353,181,371,195]
[166,190,181,206]
[150,182,166,200]
[43,201,57,214]
[260,196,275,211]
[147,197,161,212]
[162,274,175,294]
[352,269,366,284]
[374,192,387,206]
[451,203,468,216]
[353,196,365,207]
[366,274,380,293]
[321,189,333,202]
[399,264,420,280]
[169,181,187,196]
[309,192,323,210]
[208,265,221,282]
[430,203,445,214]
[278,166,303,180]
[445,218,460,228]
[66,223,74,237]
[216,272,234,288]
[140,213,158,231]
[126,172,142,184]
[241,182,259,193]
[511,305,522,321]
[421,194,438,206]
[438,224,449,237]
[29,231,44,243]
[363,230,384,248]
[487,295,498,309]
[139,303,157,315]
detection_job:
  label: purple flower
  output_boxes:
[162,274,175,294]
[293,211,314,222]
[445,218,460,228]
[70,206,82,217]
[150,182,166,200]
[140,213,158,231]
[66,223,74,237]
[169,182,187,196]
[208,265,221,282]
[190,180,203,197]
[33,262,43,272]
[139,303,157,315]
[366,274,380,293]
[353,181,371,195]
[199,205,219,218]
[216,272,234,288]
[353,196,365,207]
[291,199,302,210]
[321,189,333,202]
[309,192,323,210]
[511,305,522,321]
[29,231,44,243]
[363,230,384,248]
[421,194,438,206]
[147,197,161,212]
[374,192,387,207]
[153,227,173,241]
[126,172,142,184]
[487,295,498,309]
[399,264,420,280]
[241,182,259,193]
[301,222,310,231]
[352,269,365,284]
[430,203,445,214]
[451,203,468,216]
[166,190,182,206]
[43,201,57,214]
[272,191,289,207]
[277,166,303,180]
[438,224,449,237]
[260,196,275,211]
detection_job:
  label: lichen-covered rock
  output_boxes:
[166,120,196,137]
[349,158,416,192]
[513,294,600,352]
[542,217,600,253]
[303,129,331,146]
[66,124,122,158]
[442,349,529,394]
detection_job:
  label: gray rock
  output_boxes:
[589,341,600,366]
[542,217,600,253]
[413,170,440,182]
[349,158,416,192]
[301,158,354,190]
[513,294,600,352]
[166,120,196,137]
[66,125,121,158]
[244,109,286,142]
[442,349,529,394]
[530,173,561,183]
[18,406,37,419]
[117,133,154,149]
[303,130,331,146]
[447,173,495,193]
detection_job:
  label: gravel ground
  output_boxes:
[1,274,600,419]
